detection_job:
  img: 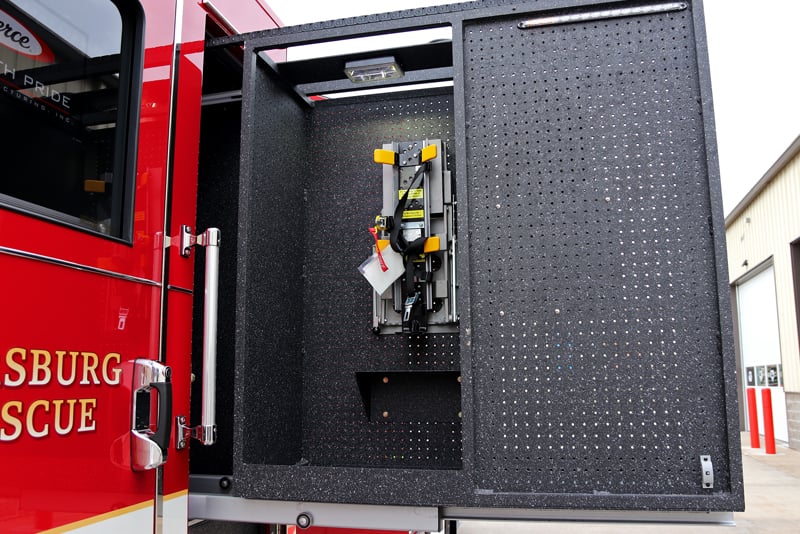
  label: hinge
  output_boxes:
[175,415,216,450]
[180,224,197,257]
[700,455,714,489]
[166,225,221,257]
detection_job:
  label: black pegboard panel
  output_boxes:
[234,79,471,505]
[234,79,462,471]
[462,6,732,496]
[300,92,461,469]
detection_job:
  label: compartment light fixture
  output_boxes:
[344,56,404,83]
[517,2,688,29]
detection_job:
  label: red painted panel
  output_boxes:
[162,290,192,495]
[1,0,283,529]
[165,11,204,291]
[0,0,178,531]
[0,254,159,531]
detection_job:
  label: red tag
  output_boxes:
[369,227,389,272]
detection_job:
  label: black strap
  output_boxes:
[390,162,430,332]
[389,162,428,255]
[405,256,418,295]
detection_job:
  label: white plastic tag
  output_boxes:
[358,246,404,294]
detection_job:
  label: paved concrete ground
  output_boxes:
[458,433,800,533]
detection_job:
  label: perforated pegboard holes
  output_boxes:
[463,8,729,495]
[300,94,462,469]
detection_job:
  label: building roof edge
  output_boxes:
[725,134,800,228]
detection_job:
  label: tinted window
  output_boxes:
[0,0,139,238]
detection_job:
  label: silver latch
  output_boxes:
[700,455,714,489]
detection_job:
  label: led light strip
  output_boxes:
[518,2,688,29]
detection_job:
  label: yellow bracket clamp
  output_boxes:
[373,149,397,165]
[421,144,437,163]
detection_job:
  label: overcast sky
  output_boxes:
[703,0,800,215]
[265,0,800,216]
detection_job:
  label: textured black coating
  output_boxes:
[191,102,241,475]
[305,90,461,469]
[236,60,307,466]
[235,63,462,465]
[356,371,461,423]
[463,6,735,497]
[229,0,743,513]
[189,520,262,534]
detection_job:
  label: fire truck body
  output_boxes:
[2,0,744,533]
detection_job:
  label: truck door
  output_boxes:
[0,0,178,531]
[159,1,283,531]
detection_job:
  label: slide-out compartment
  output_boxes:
[231,57,466,505]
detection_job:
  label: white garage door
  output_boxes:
[736,265,788,442]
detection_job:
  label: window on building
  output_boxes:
[0,0,142,239]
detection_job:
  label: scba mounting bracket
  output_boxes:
[366,139,458,335]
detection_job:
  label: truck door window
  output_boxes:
[0,0,141,239]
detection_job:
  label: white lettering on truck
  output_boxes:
[0,348,124,442]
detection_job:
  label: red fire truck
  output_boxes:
[0,0,281,532]
[1,0,746,532]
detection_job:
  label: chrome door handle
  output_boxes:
[176,226,220,448]
[131,359,172,471]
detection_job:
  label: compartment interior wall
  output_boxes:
[300,90,461,469]
[191,100,242,475]
[237,63,308,466]
[236,61,462,470]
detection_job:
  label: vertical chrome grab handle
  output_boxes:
[176,226,220,448]
[198,228,220,445]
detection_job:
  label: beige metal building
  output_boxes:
[725,134,800,451]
